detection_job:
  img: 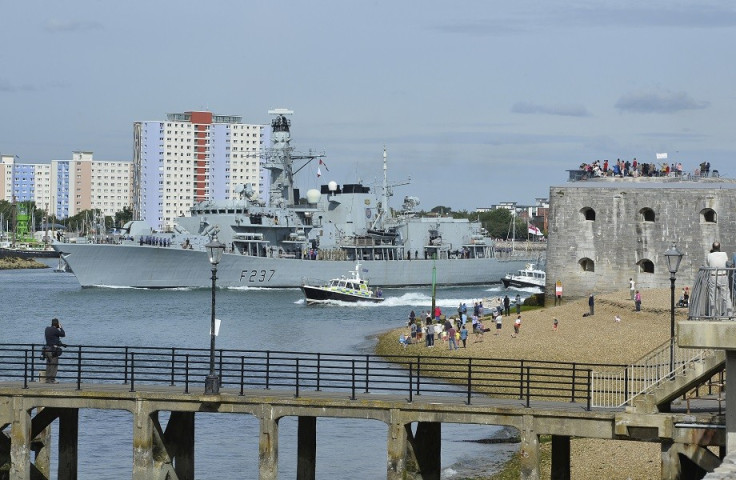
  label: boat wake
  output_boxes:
[296,292,494,309]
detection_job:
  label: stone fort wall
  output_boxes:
[546,177,736,301]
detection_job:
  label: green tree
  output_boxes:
[114,206,134,227]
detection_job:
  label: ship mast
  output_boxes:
[265,108,295,208]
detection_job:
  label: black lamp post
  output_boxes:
[205,234,226,394]
[664,243,684,374]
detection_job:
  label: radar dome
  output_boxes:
[328,181,338,192]
[306,189,321,204]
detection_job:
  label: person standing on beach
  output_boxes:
[588,294,595,316]
[503,295,510,316]
[43,318,66,384]
[553,318,558,332]
[495,312,503,335]
[515,294,521,314]
[512,315,521,337]
[635,290,642,312]
[555,280,563,305]
[629,278,636,300]
[460,324,468,348]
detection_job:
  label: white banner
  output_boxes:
[656,152,668,160]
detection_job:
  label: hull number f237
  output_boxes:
[239,269,276,283]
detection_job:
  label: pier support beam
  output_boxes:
[296,416,316,480]
[132,400,154,480]
[550,435,570,480]
[520,415,540,480]
[58,409,78,480]
[406,421,441,480]
[166,411,194,480]
[386,410,407,480]
[258,407,279,480]
[9,398,30,480]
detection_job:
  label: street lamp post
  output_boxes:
[205,234,226,394]
[664,243,684,375]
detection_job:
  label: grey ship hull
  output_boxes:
[54,243,532,289]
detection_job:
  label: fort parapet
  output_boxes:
[546,176,736,300]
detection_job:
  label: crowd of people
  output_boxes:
[400,299,528,350]
[578,159,718,179]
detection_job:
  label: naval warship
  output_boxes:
[54,110,534,289]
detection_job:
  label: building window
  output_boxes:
[578,257,595,272]
[580,207,596,221]
[701,208,717,223]
[639,208,655,222]
[637,259,655,274]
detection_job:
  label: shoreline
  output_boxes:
[0,257,48,270]
[374,288,685,479]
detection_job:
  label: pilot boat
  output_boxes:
[301,263,385,304]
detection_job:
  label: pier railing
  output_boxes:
[0,344,626,411]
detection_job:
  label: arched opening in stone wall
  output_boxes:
[580,207,596,221]
[578,257,595,272]
[637,259,655,274]
[639,208,655,223]
[700,208,717,223]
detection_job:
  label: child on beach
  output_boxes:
[553,318,558,332]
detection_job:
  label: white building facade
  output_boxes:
[133,111,264,231]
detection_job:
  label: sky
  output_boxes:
[2,0,735,211]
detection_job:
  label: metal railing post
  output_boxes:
[466,358,472,405]
[416,356,421,396]
[265,351,270,390]
[519,360,525,399]
[586,369,592,411]
[525,366,531,408]
[184,354,190,394]
[124,347,129,384]
[239,356,245,396]
[170,348,176,386]
[23,350,28,389]
[351,359,356,400]
[408,362,413,403]
[364,354,370,394]
[316,353,321,391]
[76,345,82,390]
[295,358,300,398]
[130,352,135,392]
[571,363,577,402]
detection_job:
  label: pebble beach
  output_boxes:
[376,287,691,479]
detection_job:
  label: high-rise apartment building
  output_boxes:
[0,152,133,219]
[133,111,265,231]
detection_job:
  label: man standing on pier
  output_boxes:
[43,318,66,383]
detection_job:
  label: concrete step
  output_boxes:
[652,351,726,411]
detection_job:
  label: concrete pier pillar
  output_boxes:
[132,400,154,480]
[386,410,407,480]
[660,441,679,480]
[32,409,50,479]
[550,435,570,480]
[258,407,279,480]
[407,421,441,480]
[162,411,194,480]
[520,415,540,480]
[58,409,78,480]
[296,416,316,480]
[9,398,30,480]
[727,351,736,454]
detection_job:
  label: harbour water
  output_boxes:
[0,267,540,479]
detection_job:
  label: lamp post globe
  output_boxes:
[205,234,226,394]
